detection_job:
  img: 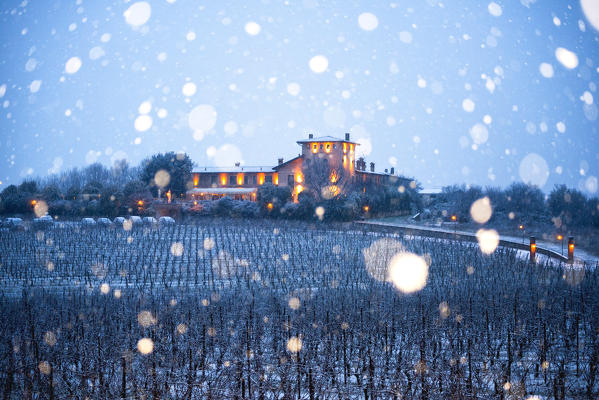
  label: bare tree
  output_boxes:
[301,155,349,201]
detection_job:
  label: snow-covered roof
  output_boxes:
[421,188,443,195]
[193,166,275,173]
[188,187,258,194]
[296,135,359,144]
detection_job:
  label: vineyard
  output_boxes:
[0,219,597,399]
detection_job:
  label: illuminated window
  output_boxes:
[312,143,317,153]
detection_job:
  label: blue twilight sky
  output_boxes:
[0,0,598,194]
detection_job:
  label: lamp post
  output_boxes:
[557,234,564,256]
[519,224,525,244]
[451,215,457,237]
[568,237,574,264]
[530,236,536,263]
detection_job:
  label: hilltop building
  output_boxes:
[187,133,404,202]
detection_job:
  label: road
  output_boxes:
[357,219,599,267]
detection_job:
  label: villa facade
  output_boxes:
[187,133,402,202]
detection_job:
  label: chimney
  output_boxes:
[278,158,284,165]
[390,167,394,175]
[345,133,350,141]
[384,168,388,174]
[235,162,240,167]
[370,162,375,172]
[308,133,313,139]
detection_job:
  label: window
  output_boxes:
[288,174,294,186]
[265,175,272,183]
[244,175,249,185]
[229,175,236,185]
[320,144,323,149]
[333,144,336,149]
[252,175,257,184]
[211,175,217,184]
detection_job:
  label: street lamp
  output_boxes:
[557,234,564,256]
[519,224,525,244]
[451,215,457,236]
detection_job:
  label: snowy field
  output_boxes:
[1,219,597,399]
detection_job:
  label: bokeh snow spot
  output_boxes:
[387,252,429,294]
[124,2,152,27]
[245,21,261,36]
[519,153,549,187]
[65,57,82,74]
[358,12,378,31]
[309,55,328,73]
[555,47,579,69]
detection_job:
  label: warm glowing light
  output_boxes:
[295,172,303,183]
[258,173,265,185]
[237,173,243,185]
[194,200,198,205]
[330,170,338,183]
[137,200,144,206]
[296,184,303,194]
[519,225,524,230]
[220,174,227,185]
[193,175,199,187]
[274,173,279,185]
[363,205,369,212]
[343,142,347,153]
[557,235,563,240]
[569,244,574,249]
[137,338,154,355]
[387,252,429,294]
[166,190,172,203]
[311,143,318,153]
[470,197,492,224]
[267,202,274,210]
[451,215,457,221]
[31,199,37,206]
[324,142,332,153]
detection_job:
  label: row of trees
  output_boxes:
[441,182,599,229]
[0,153,193,217]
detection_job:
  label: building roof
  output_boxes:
[272,155,303,171]
[356,170,394,177]
[296,135,359,145]
[420,188,443,195]
[192,165,275,173]
[188,187,257,194]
